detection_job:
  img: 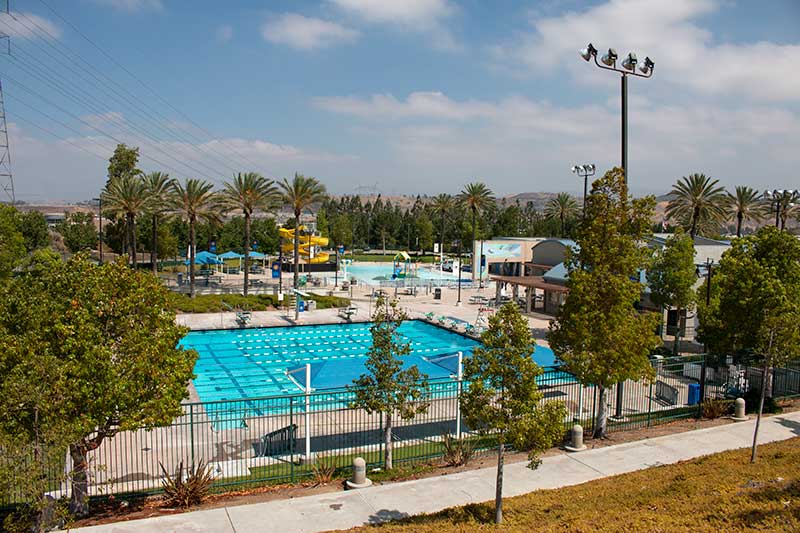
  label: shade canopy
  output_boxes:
[185,251,223,265]
[219,251,244,259]
[248,251,266,259]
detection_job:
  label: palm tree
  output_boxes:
[142,171,175,274]
[220,172,279,296]
[278,173,327,319]
[170,179,220,298]
[544,192,579,237]
[776,190,800,231]
[457,183,494,271]
[430,193,454,259]
[727,186,766,238]
[101,172,148,268]
[666,174,727,239]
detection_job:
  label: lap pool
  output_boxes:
[181,320,562,405]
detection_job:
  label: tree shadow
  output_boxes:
[774,416,800,437]
[364,502,495,528]
[730,479,800,529]
[366,509,410,525]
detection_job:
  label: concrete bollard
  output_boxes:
[732,397,748,421]
[345,457,372,489]
[565,423,587,452]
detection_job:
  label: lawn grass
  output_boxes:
[169,293,350,313]
[348,254,438,264]
[351,436,800,532]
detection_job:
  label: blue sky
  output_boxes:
[3,0,800,201]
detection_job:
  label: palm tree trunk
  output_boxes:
[243,213,251,297]
[673,306,682,355]
[130,214,138,269]
[560,212,565,238]
[440,211,446,256]
[294,213,300,320]
[189,217,196,298]
[690,207,699,240]
[151,214,158,274]
[736,212,743,238]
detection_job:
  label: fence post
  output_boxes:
[646,381,653,428]
[699,352,707,400]
[189,403,195,466]
[591,386,597,435]
[290,396,295,483]
[379,411,384,469]
[456,351,463,439]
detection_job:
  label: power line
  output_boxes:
[0,16,239,179]
[35,0,276,176]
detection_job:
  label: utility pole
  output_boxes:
[0,8,13,204]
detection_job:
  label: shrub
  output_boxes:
[441,433,475,467]
[742,388,783,415]
[310,453,339,485]
[700,398,731,419]
[160,460,214,508]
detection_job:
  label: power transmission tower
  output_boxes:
[0,1,12,204]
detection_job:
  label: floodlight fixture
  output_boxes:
[640,56,654,75]
[622,52,637,71]
[601,48,617,66]
[579,43,597,61]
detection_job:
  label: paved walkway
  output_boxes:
[75,412,800,533]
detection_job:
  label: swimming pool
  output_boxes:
[181,320,560,405]
[343,262,469,285]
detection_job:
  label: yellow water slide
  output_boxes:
[279,226,330,263]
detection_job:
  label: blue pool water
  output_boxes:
[344,262,469,285]
[181,320,560,405]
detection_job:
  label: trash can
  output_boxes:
[434,288,442,300]
[177,273,183,286]
[687,383,701,405]
[298,299,306,313]
[307,300,316,311]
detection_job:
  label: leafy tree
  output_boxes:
[458,183,494,270]
[142,172,175,274]
[330,213,353,249]
[548,168,661,438]
[170,179,220,298]
[350,297,429,470]
[17,210,50,252]
[220,173,279,295]
[102,173,148,267]
[461,303,566,525]
[544,192,579,238]
[773,189,800,231]
[697,227,800,462]
[0,254,197,517]
[106,143,140,185]
[55,212,98,253]
[278,173,326,319]
[727,186,766,238]
[666,173,727,239]
[648,230,697,354]
[415,214,434,253]
[0,204,25,277]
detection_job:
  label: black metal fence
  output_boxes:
[2,355,799,507]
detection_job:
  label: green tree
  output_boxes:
[697,227,800,462]
[461,303,566,525]
[648,230,697,354]
[18,210,50,252]
[0,205,25,278]
[458,183,494,270]
[220,173,279,296]
[430,194,454,257]
[727,186,766,238]
[0,254,197,517]
[142,172,175,274]
[666,173,727,239]
[102,173,148,268]
[350,297,429,470]
[170,179,220,298]
[415,214,434,253]
[278,173,327,319]
[55,212,98,253]
[106,143,140,185]
[544,192,579,238]
[548,168,661,438]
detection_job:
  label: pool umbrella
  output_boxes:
[184,251,223,266]
[219,250,244,271]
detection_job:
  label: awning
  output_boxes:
[489,274,569,293]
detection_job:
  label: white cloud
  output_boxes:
[495,0,800,102]
[313,90,800,195]
[90,0,164,12]
[216,24,233,43]
[329,0,454,25]
[261,13,359,51]
[330,0,459,51]
[0,12,61,39]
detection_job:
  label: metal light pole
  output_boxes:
[580,44,655,185]
[571,164,596,217]
[454,239,462,306]
[93,197,103,264]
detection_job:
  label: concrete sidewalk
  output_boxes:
[74,412,800,533]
